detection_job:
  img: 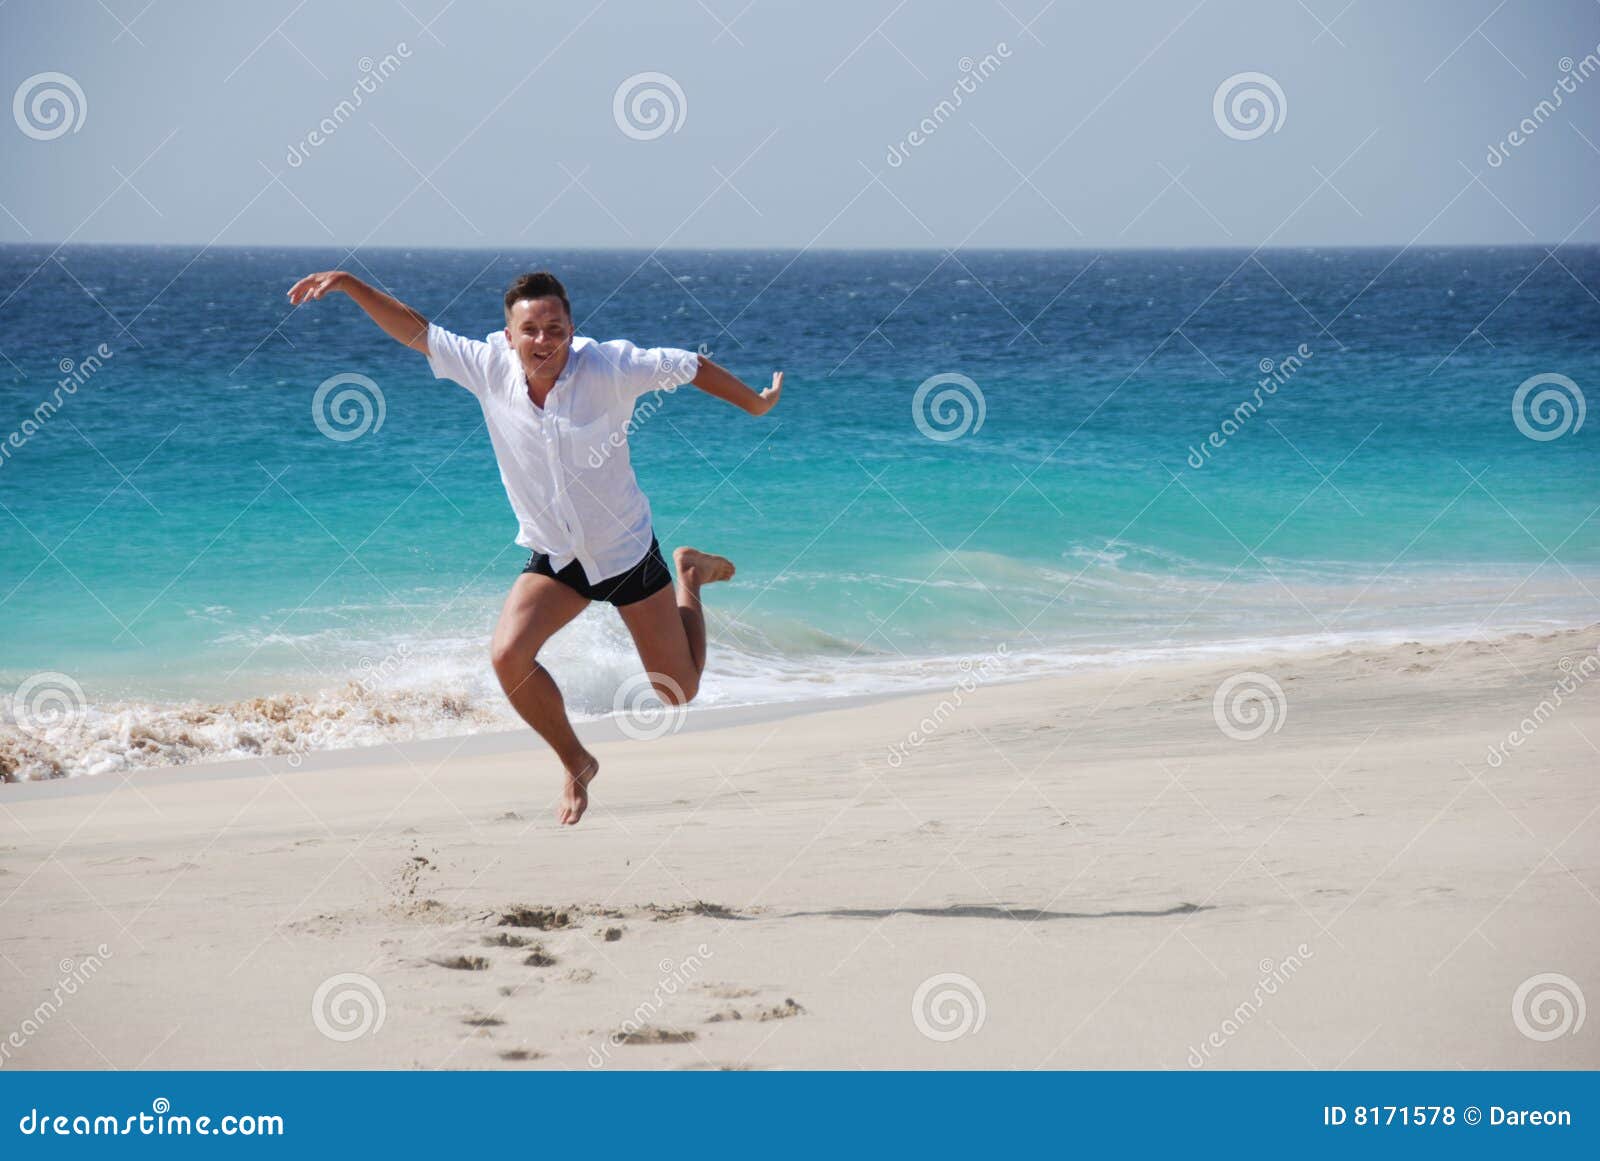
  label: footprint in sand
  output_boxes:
[618,1027,697,1045]
[523,947,558,967]
[499,1048,545,1061]
[499,906,573,931]
[462,1013,504,1027]
[483,932,531,948]
[430,955,490,971]
[706,998,805,1024]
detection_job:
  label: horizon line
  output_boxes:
[1,239,1597,255]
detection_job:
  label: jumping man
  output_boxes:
[286,269,782,825]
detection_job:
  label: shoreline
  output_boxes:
[6,617,1593,789]
[7,618,1598,790]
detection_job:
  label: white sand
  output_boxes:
[2,627,1596,1070]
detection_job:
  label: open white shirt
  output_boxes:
[426,323,701,583]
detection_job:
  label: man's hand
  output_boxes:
[751,371,783,416]
[286,271,431,354]
[689,359,785,417]
[287,270,350,305]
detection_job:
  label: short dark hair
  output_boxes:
[503,271,571,319]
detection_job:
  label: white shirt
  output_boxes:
[426,323,701,583]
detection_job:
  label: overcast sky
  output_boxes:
[2,0,1598,249]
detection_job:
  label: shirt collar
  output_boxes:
[555,336,591,386]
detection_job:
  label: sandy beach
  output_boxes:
[2,626,1596,1071]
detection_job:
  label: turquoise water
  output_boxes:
[1,245,1596,775]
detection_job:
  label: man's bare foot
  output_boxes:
[674,546,735,585]
[558,752,599,826]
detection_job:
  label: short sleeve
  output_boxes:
[426,323,496,398]
[619,342,701,401]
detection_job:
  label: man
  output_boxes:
[286,269,782,824]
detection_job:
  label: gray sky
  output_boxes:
[2,0,1598,248]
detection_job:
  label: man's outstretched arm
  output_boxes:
[287,271,431,355]
[689,357,783,417]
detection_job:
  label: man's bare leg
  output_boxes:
[490,573,597,825]
[617,547,735,704]
[671,546,735,678]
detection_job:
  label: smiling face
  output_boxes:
[504,295,572,383]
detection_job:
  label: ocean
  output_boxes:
[1,244,1596,778]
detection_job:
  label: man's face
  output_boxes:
[505,296,572,377]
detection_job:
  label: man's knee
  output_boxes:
[491,634,544,675]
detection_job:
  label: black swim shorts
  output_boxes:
[521,537,673,606]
